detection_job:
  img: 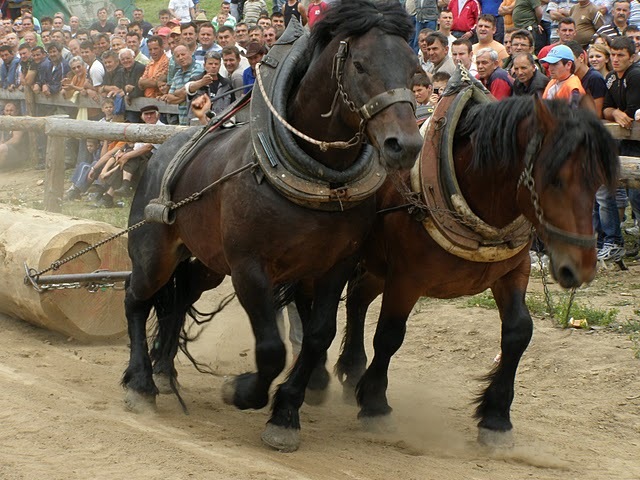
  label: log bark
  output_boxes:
[0,205,130,341]
[620,156,640,189]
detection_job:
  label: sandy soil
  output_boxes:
[1,169,640,480]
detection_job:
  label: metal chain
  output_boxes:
[28,162,257,282]
[254,61,365,152]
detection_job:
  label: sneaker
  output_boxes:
[597,243,625,262]
[93,193,115,209]
[624,225,639,236]
[64,185,81,201]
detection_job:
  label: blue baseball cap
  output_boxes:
[543,44,575,64]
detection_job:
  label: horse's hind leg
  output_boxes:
[151,258,225,396]
[263,257,358,452]
[335,268,384,404]
[476,268,533,447]
[122,283,157,412]
[222,261,286,410]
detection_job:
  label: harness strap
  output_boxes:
[360,88,416,120]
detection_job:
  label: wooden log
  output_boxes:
[0,205,130,341]
[620,156,640,189]
[604,122,640,142]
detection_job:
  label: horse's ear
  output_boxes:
[533,95,556,134]
[577,93,598,116]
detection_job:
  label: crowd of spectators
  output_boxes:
[0,0,637,259]
[409,0,640,262]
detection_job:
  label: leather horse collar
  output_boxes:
[251,21,414,211]
[410,67,532,262]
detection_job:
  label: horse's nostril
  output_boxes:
[384,137,402,155]
[558,265,579,288]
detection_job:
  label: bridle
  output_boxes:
[517,132,597,249]
[255,37,416,151]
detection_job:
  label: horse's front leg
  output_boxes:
[262,257,358,452]
[356,275,421,428]
[476,265,533,447]
[222,261,286,410]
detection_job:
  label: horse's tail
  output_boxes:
[149,260,234,377]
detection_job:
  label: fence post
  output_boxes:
[43,114,70,213]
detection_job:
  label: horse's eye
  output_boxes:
[353,61,365,74]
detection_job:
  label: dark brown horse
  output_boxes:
[333,95,619,446]
[122,0,421,453]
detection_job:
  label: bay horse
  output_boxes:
[122,0,421,452]
[333,94,619,446]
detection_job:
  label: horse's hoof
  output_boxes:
[261,424,300,452]
[304,387,329,406]
[359,414,396,433]
[477,427,514,448]
[124,389,157,414]
[153,373,173,395]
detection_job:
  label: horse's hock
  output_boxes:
[0,205,129,341]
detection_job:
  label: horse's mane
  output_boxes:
[460,96,619,190]
[308,0,414,52]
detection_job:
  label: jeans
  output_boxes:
[594,186,624,247]
[629,188,640,220]
[412,18,437,53]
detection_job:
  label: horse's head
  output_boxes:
[338,29,423,170]
[307,0,422,170]
[520,97,619,288]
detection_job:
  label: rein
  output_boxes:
[254,37,415,152]
[517,133,598,249]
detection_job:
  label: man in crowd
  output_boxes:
[120,48,146,122]
[542,44,585,98]
[126,31,150,65]
[412,0,439,52]
[242,41,267,92]
[264,26,277,47]
[448,0,480,40]
[423,31,457,77]
[503,28,539,71]
[599,36,640,260]
[40,42,70,97]
[90,7,116,34]
[160,44,204,125]
[512,0,547,53]
[566,40,607,115]
[538,16,577,60]
[476,47,513,98]
[451,38,478,75]
[0,44,20,91]
[133,8,154,37]
[570,0,605,47]
[625,24,640,58]
[235,22,251,49]
[222,45,246,88]
[437,9,457,46]
[512,52,550,94]
[596,0,630,38]
[194,22,221,65]
[473,14,509,60]
[94,104,165,206]
[139,36,169,99]
[79,40,105,103]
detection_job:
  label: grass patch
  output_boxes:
[465,290,497,310]
[465,290,619,328]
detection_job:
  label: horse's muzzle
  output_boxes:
[381,133,422,171]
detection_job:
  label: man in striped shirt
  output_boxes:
[595,0,630,38]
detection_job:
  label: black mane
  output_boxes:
[460,96,619,190]
[309,0,414,52]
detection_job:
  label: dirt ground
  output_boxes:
[1,168,640,480]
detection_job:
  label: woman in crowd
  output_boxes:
[588,43,611,79]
